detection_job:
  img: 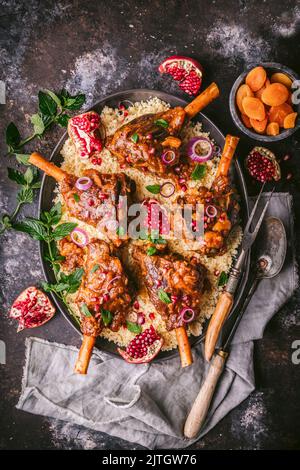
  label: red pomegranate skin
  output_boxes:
[10,286,55,331]
[68,111,103,160]
[118,326,163,363]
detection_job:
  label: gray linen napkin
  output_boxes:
[16,193,298,449]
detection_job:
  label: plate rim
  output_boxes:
[38,88,250,361]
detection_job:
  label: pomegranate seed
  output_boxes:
[286,172,293,180]
[283,154,291,161]
[103,293,110,302]
[133,300,140,310]
[181,184,187,192]
[149,312,155,321]
[214,269,220,276]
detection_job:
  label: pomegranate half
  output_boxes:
[10,286,55,331]
[246,147,281,183]
[158,55,203,96]
[118,325,163,364]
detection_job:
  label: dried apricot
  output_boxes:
[261,83,289,106]
[242,96,266,121]
[283,112,298,129]
[270,72,293,89]
[268,103,293,127]
[255,79,270,100]
[266,122,279,136]
[246,66,267,92]
[241,113,252,128]
[250,117,268,133]
[236,84,253,113]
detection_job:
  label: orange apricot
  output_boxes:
[241,113,252,128]
[236,84,253,113]
[261,83,289,106]
[266,122,279,136]
[245,66,267,92]
[250,117,268,133]
[268,103,293,127]
[242,96,266,121]
[270,72,293,89]
[283,112,298,129]
[255,79,270,100]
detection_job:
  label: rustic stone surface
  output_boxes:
[0,0,299,450]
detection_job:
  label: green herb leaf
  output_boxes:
[6,122,20,150]
[101,308,113,326]
[38,91,57,116]
[17,187,33,204]
[52,222,77,240]
[49,202,62,225]
[91,264,100,274]
[23,167,35,185]
[218,271,228,287]
[58,90,86,110]
[116,226,125,237]
[158,289,171,304]
[147,246,157,256]
[12,218,47,240]
[7,168,26,185]
[131,132,139,143]
[73,193,80,203]
[154,119,168,128]
[81,303,92,317]
[146,184,161,194]
[45,89,62,107]
[15,154,30,165]
[30,113,45,135]
[56,114,69,127]
[191,164,207,181]
[126,320,142,334]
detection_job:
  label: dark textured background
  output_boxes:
[0,0,300,450]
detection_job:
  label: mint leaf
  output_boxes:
[126,321,142,334]
[7,168,26,185]
[12,219,47,240]
[191,164,206,181]
[6,122,20,150]
[58,90,86,110]
[154,119,168,128]
[147,246,157,256]
[218,271,228,287]
[30,113,45,135]
[101,308,112,326]
[91,264,100,274]
[158,289,171,304]
[56,114,69,127]
[45,89,62,107]
[38,91,57,116]
[146,184,161,194]
[52,222,77,240]
[49,202,62,225]
[131,132,139,143]
[17,187,33,204]
[73,193,80,202]
[15,154,30,165]
[81,303,92,318]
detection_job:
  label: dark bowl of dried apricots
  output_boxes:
[230,62,300,142]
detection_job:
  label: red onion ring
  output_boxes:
[106,275,121,290]
[187,137,213,162]
[161,150,176,165]
[205,205,217,218]
[180,307,195,323]
[71,227,89,247]
[160,182,175,198]
[75,177,92,191]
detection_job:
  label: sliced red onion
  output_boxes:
[187,137,213,162]
[160,182,175,198]
[75,177,92,191]
[206,205,217,218]
[71,227,89,247]
[161,150,176,165]
[106,275,121,290]
[180,307,195,323]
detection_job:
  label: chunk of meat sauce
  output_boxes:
[134,247,207,330]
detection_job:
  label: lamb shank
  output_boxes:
[107,83,219,177]
[133,246,208,367]
[29,153,134,247]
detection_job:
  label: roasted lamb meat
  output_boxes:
[107,83,219,176]
[28,153,134,246]
[134,247,207,331]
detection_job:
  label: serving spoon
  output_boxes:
[184,216,287,439]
